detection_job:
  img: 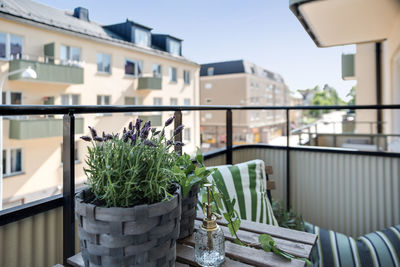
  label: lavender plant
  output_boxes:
[80,116,184,207]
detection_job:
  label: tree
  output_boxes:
[346,86,356,105]
[303,84,346,118]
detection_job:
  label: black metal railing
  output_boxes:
[0,104,399,265]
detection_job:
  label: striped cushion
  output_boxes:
[305,222,400,267]
[208,160,278,226]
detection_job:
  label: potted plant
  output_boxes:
[76,116,184,267]
[174,148,214,239]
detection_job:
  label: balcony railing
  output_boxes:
[8,59,84,84]
[0,104,399,266]
[137,77,162,90]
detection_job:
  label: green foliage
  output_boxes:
[174,148,215,197]
[305,84,347,118]
[272,200,305,231]
[347,86,356,105]
[81,117,183,207]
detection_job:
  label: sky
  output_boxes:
[37,0,356,100]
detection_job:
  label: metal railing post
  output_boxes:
[226,109,233,165]
[63,113,75,265]
[286,109,290,210]
[174,110,183,156]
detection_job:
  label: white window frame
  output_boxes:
[3,148,24,177]
[96,52,112,74]
[153,64,162,78]
[183,70,190,85]
[61,94,80,105]
[169,67,177,82]
[60,45,81,66]
[184,128,191,142]
[0,32,24,60]
[124,96,143,115]
[97,95,112,116]
[207,67,214,76]
[205,83,212,89]
[124,58,143,77]
[170,98,178,106]
[134,28,150,47]
[2,91,23,105]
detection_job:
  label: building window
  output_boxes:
[153,64,162,78]
[168,39,181,56]
[2,91,22,105]
[97,95,111,105]
[125,59,142,77]
[170,98,178,106]
[96,53,112,73]
[207,67,214,76]
[250,66,256,74]
[205,113,212,119]
[153,97,162,106]
[0,32,23,60]
[205,83,212,89]
[61,141,80,164]
[205,98,212,104]
[134,28,150,47]
[169,67,177,82]
[60,45,81,66]
[184,98,191,106]
[61,94,80,105]
[125,96,143,106]
[3,148,23,177]
[184,128,191,142]
[183,70,190,84]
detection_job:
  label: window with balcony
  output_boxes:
[2,91,22,105]
[183,70,190,85]
[60,45,81,66]
[153,97,162,106]
[170,98,178,106]
[61,141,80,164]
[168,39,181,56]
[0,32,23,60]
[169,67,177,82]
[97,95,111,105]
[61,94,80,105]
[207,67,214,76]
[134,28,150,47]
[125,59,142,77]
[97,53,112,74]
[184,128,191,142]
[3,148,23,177]
[153,64,162,78]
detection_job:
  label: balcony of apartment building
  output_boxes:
[0,104,398,266]
[7,43,84,84]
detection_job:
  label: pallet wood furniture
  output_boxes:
[68,212,317,267]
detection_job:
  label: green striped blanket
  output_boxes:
[205,160,278,226]
[305,222,400,267]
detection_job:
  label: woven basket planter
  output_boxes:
[75,187,181,267]
[178,184,200,239]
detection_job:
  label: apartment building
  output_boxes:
[290,0,400,149]
[199,60,290,150]
[0,0,200,208]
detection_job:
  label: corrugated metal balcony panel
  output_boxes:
[137,77,162,90]
[9,117,84,140]
[8,59,84,84]
[342,54,355,80]
[138,115,162,127]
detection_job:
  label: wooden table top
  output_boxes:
[68,214,317,267]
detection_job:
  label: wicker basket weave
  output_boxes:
[178,184,200,239]
[75,187,181,267]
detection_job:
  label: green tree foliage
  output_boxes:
[347,86,356,105]
[305,84,346,118]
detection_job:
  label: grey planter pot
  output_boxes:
[75,186,181,267]
[178,184,200,239]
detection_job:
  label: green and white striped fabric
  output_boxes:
[305,222,400,267]
[207,160,278,226]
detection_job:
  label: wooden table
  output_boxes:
[68,215,317,267]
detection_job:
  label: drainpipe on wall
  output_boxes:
[376,42,383,134]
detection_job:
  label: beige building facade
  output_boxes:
[290,0,400,150]
[0,0,200,208]
[199,60,290,151]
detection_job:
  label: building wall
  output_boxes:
[0,17,200,205]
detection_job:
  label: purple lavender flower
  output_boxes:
[123,127,127,134]
[130,133,137,145]
[140,121,151,139]
[93,136,104,142]
[153,130,161,136]
[165,115,175,127]
[174,141,185,147]
[122,133,130,142]
[167,140,173,146]
[104,134,113,141]
[88,126,97,138]
[135,118,143,131]
[173,125,184,136]
[80,136,92,142]
[144,139,156,147]
[128,121,133,131]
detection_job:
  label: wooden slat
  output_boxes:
[67,252,83,267]
[176,243,251,267]
[191,221,312,259]
[267,180,276,190]
[196,211,317,246]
